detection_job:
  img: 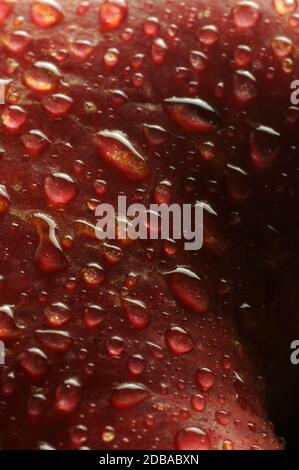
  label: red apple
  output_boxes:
[1,0,297,450]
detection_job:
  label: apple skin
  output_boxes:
[1,0,297,449]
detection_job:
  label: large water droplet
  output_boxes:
[250,125,281,170]
[95,130,150,182]
[84,304,106,328]
[175,427,211,450]
[99,0,128,32]
[122,298,150,329]
[164,97,221,133]
[3,30,31,54]
[165,326,193,354]
[110,383,150,410]
[30,0,64,28]
[37,329,72,352]
[167,268,210,314]
[232,1,261,29]
[23,61,61,94]
[44,172,77,206]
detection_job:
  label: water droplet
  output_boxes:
[43,93,73,117]
[0,305,19,340]
[271,36,293,58]
[110,383,150,410]
[81,262,105,287]
[250,125,281,170]
[19,348,49,380]
[164,97,221,133]
[198,25,219,47]
[234,45,252,68]
[23,61,61,94]
[3,30,31,54]
[196,367,215,390]
[233,70,257,104]
[84,304,106,328]
[175,427,211,450]
[165,326,193,354]
[0,184,10,213]
[189,50,208,72]
[191,393,206,412]
[27,393,47,419]
[33,213,67,272]
[2,105,27,133]
[167,267,210,314]
[154,180,172,204]
[31,0,64,28]
[44,172,77,205]
[70,425,88,447]
[106,336,125,357]
[143,124,168,146]
[273,0,298,16]
[99,0,128,32]
[127,354,146,375]
[222,439,234,450]
[44,302,71,327]
[69,40,95,61]
[215,410,231,426]
[21,129,49,156]
[122,298,150,329]
[151,38,168,65]
[232,1,261,29]
[143,16,160,37]
[103,48,120,67]
[55,377,82,412]
[95,130,150,182]
[37,329,72,352]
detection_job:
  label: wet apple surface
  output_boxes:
[0,0,298,450]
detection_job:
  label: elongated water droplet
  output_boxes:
[175,427,211,450]
[167,267,210,313]
[30,0,64,28]
[33,213,67,272]
[95,130,150,182]
[164,97,221,133]
[110,383,150,410]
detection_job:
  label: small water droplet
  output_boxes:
[191,393,206,412]
[232,1,261,29]
[21,129,49,156]
[69,39,95,61]
[99,0,128,32]
[81,262,105,287]
[233,70,257,104]
[3,30,31,54]
[31,0,64,28]
[198,25,219,47]
[55,377,82,412]
[122,298,150,329]
[165,326,193,354]
[127,354,146,375]
[250,125,281,170]
[37,329,72,352]
[19,348,49,380]
[167,267,210,314]
[151,38,168,65]
[175,427,211,450]
[110,383,150,410]
[44,302,71,327]
[84,304,106,328]
[23,61,61,94]
[271,36,293,58]
[196,367,215,390]
[215,410,231,426]
[43,93,73,117]
[143,16,160,37]
[2,105,27,133]
[189,50,208,72]
[44,172,77,205]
